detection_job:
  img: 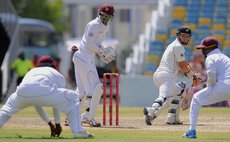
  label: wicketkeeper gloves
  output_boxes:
[48,121,62,137]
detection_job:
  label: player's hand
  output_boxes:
[192,73,202,87]
[71,45,78,52]
[54,123,62,137]
[48,121,55,137]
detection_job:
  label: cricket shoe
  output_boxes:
[74,130,94,138]
[166,119,183,125]
[183,129,196,139]
[143,107,156,125]
[81,113,101,127]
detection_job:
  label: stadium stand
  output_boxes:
[143,0,230,76]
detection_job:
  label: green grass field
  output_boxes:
[0,104,230,142]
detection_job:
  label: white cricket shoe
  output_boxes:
[74,130,94,138]
[143,107,157,125]
[81,112,101,127]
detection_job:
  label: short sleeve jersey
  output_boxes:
[80,17,109,55]
[156,38,186,78]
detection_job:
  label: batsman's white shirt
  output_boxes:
[153,38,186,97]
[156,38,186,78]
[0,67,85,135]
[73,17,109,97]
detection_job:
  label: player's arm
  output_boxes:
[85,24,105,55]
[205,57,216,87]
[53,71,66,88]
[34,106,55,137]
[52,108,62,137]
[178,61,195,78]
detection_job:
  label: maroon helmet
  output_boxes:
[196,37,218,49]
[36,55,56,69]
[99,3,115,16]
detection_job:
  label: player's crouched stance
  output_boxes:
[143,26,201,125]
[0,56,93,138]
[183,37,230,139]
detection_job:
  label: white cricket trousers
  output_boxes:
[72,49,100,98]
[0,86,85,136]
[153,72,179,98]
[189,81,230,130]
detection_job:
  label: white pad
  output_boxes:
[88,83,103,120]
[181,87,195,110]
[151,96,172,117]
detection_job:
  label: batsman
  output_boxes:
[66,3,116,127]
[143,26,201,125]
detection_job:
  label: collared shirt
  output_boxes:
[80,17,109,56]
[205,48,230,83]
[156,38,186,78]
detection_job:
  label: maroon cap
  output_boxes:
[196,37,219,49]
[36,55,55,67]
[99,3,115,16]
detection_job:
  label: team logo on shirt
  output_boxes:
[180,54,184,57]
[89,32,94,37]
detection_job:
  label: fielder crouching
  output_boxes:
[0,55,93,138]
[143,26,200,125]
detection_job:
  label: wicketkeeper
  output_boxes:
[66,3,116,127]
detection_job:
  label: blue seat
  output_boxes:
[166,36,176,46]
[174,0,187,6]
[213,16,227,24]
[169,23,182,29]
[215,5,228,12]
[187,11,199,17]
[188,0,201,5]
[185,17,198,24]
[200,6,214,13]
[213,30,225,35]
[214,12,228,18]
[197,33,210,41]
[199,11,213,18]
[149,40,164,53]
[216,0,229,6]
[156,29,168,35]
[203,0,216,7]
[194,39,202,45]
[197,25,211,33]
[187,4,200,12]
[171,18,182,25]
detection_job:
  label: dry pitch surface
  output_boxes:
[2,106,230,133]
